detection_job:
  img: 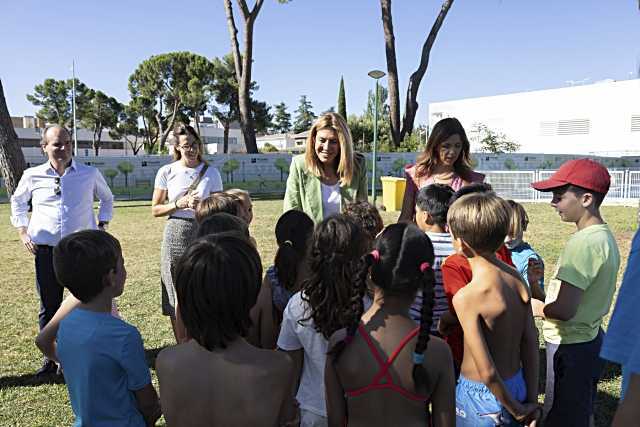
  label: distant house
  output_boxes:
[256,133,304,152]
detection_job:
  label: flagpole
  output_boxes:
[72,60,78,156]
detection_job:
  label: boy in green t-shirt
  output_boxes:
[531,159,621,427]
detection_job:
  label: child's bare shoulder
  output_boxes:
[454,279,491,304]
[156,344,181,374]
[255,346,292,372]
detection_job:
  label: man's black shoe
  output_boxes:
[35,359,57,377]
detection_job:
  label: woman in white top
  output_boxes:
[151,124,222,342]
[283,113,368,224]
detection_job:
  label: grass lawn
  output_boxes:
[0,200,636,426]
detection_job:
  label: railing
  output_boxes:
[482,170,633,202]
[1,153,639,203]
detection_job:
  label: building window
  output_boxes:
[631,115,640,133]
[539,119,590,136]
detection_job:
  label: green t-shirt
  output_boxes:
[543,224,620,345]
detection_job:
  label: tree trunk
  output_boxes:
[380,0,401,148]
[194,113,201,136]
[93,125,101,156]
[222,0,264,154]
[400,0,454,141]
[223,124,230,154]
[0,79,27,196]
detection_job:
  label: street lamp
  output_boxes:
[368,69,386,205]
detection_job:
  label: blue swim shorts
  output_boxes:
[455,369,527,426]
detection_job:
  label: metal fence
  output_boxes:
[481,169,634,202]
[2,153,639,203]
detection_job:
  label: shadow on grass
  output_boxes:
[0,372,65,389]
[595,389,619,427]
[0,346,168,390]
[145,346,168,371]
[601,360,622,381]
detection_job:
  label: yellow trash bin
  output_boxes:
[380,176,407,212]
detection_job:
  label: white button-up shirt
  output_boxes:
[10,159,114,246]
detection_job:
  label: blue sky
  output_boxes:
[1,0,638,124]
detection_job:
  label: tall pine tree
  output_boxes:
[337,76,347,119]
[293,95,316,133]
[272,102,292,133]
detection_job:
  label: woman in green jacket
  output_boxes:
[283,113,368,223]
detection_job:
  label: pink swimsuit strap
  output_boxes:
[345,324,429,402]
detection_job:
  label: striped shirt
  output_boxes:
[410,232,455,334]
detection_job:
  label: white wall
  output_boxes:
[429,79,640,156]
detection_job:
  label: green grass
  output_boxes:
[0,201,635,426]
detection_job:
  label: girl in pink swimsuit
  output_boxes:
[325,223,456,427]
[399,118,484,223]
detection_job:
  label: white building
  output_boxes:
[429,79,640,156]
[256,133,303,152]
[197,123,245,154]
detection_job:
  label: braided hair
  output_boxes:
[300,214,369,340]
[333,223,436,393]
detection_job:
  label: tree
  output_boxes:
[391,157,408,176]
[252,100,272,134]
[472,123,520,154]
[222,0,290,153]
[222,159,240,182]
[0,79,27,196]
[26,78,91,130]
[109,105,145,155]
[274,157,289,181]
[380,0,454,147]
[81,90,123,156]
[129,52,211,152]
[179,55,216,135]
[271,102,291,134]
[262,142,279,152]
[117,161,134,187]
[337,76,347,119]
[210,54,270,153]
[26,79,70,126]
[104,169,118,187]
[293,95,316,133]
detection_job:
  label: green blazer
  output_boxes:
[283,153,368,224]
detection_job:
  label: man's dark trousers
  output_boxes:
[35,245,64,330]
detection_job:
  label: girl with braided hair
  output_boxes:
[325,222,456,427]
[277,214,370,427]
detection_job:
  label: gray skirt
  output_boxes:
[160,217,197,317]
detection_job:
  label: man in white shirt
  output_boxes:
[10,125,113,376]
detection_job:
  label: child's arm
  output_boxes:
[133,383,162,427]
[325,345,347,427]
[278,348,303,426]
[430,343,456,427]
[248,276,277,349]
[520,303,539,404]
[35,295,81,362]
[455,291,538,421]
[613,373,640,427]
[527,258,545,300]
[174,301,189,343]
[531,281,583,321]
[324,336,347,427]
[437,310,459,336]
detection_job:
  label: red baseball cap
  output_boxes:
[531,158,610,194]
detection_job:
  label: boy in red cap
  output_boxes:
[530,158,621,426]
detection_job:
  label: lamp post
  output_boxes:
[368,69,386,205]
[71,60,78,156]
